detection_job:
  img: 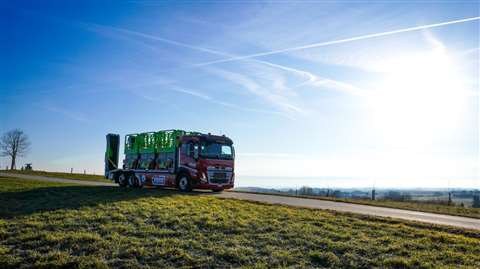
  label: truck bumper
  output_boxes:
[194,183,234,191]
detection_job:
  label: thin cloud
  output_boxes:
[81,20,368,118]
[171,87,212,100]
[44,105,90,123]
[83,22,227,57]
[205,67,306,115]
[82,23,310,114]
[83,22,359,96]
[195,16,480,66]
[311,78,365,96]
[85,22,316,80]
[169,87,289,117]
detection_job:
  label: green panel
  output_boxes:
[155,129,186,153]
[124,134,139,155]
[138,132,155,154]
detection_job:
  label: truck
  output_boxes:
[104,130,235,192]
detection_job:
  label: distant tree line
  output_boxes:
[275,186,480,208]
[383,191,412,201]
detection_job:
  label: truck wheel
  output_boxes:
[177,174,192,192]
[128,174,143,188]
[136,175,144,188]
[128,174,137,187]
[118,173,127,187]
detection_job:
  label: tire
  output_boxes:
[177,174,192,192]
[118,173,128,187]
[128,173,138,188]
[136,175,144,188]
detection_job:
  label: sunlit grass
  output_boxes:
[0,169,109,183]
[4,170,479,219]
[1,177,479,268]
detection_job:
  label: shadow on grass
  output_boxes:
[0,186,202,218]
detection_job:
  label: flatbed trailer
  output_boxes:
[105,130,235,192]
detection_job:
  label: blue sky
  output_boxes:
[1,1,479,188]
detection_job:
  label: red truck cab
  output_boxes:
[177,134,234,191]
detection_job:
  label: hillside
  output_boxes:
[0,177,479,268]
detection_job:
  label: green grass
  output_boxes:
[0,169,110,183]
[233,190,480,219]
[4,169,479,219]
[1,177,479,268]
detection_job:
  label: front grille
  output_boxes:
[207,169,232,184]
[210,172,228,183]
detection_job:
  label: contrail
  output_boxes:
[85,21,365,98]
[85,22,318,84]
[195,16,480,66]
[84,23,224,56]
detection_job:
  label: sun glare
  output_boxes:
[367,43,468,148]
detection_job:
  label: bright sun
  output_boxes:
[367,43,468,148]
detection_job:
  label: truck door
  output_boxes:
[105,133,120,177]
[179,141,199,174]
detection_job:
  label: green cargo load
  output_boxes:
[125,130,191,155]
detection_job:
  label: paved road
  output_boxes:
[1,172,479,230]
[218,192,480,230]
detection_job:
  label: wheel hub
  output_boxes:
[179,177,188,189]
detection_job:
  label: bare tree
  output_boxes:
[0,129,30,170]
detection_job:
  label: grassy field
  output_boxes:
[4,170,478,220]
[0,169,110,183]
[1,177,479,268]
[232,190,480,219]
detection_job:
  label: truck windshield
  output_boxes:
[200,142,234,160]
